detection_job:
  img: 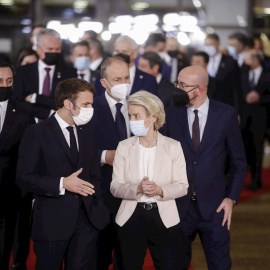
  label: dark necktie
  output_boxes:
[66,126,79,166]
[115,103,127,141]
[78,73,85,80]
[249,71,255,89]
[192,110,200,152]
[42,67,51,96]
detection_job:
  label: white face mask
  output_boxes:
[129,117,152,137]
[204,45,216,57]
[74,56,90,71]
[69,100,94,126]
[104,79,130,100]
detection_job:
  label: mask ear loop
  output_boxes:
[69,99,81,116]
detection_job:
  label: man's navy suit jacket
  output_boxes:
[94,67,158,97]
[91,93,125,214]
[163,99,247,221]
[16,115,109,241]
[13,61,77,119]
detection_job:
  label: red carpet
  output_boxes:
[10,169,270,270]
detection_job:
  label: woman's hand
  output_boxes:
[141,177,163,197]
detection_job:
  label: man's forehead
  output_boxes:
[0,67,13,77]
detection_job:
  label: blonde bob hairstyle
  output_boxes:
[127,90,165,130]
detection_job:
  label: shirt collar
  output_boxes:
[55,111,75,130]
[129,65,136,82]
[38,59,56,69]
[156,74,162,84]
[89,57,103,71]
[188,96,209,116]
[0,99,8,110]
[105,91,126,109]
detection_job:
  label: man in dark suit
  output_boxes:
[240,49,270,190]
[16,78,109,270]
[13,28,77,121]
[191,51,218,100]
[163,66,246,269]
[204,33,242,111]
[0,62,35,270]
[94,35,158,97]
[137,51,174,108]
[91,56,131,269]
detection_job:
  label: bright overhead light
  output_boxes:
[22,26,31,34]
[0,0,14,6]
[131,2,150,10]
[69,28,84,43]
[115,15,134,25]
[73,0,88,9]
[58,24,76,40]
[179,25,199,33]
[109,22,132,34]
[21,19,31,25]
[134,14,159,25]
[47,20,61,29]
[78,21,103,34]
[101,31,112,41]
[179,15,197,26]
[126,30,149,45]
[163,13,181,26]
[162,25,178,32]
[133,24,158,33]
[177,32,190,46]
[264,8,270,14]
[192,0,202,8]
[206,27,214,34]
[237,15,247,27]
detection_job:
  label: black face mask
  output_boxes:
[43,52,60,66]
[172,87,198,107]
[115,53,130,65]
[0,86,12,101]
[167,50,179,58]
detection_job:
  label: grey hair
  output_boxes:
[36,28,61,46]
[127,90,165,130]
[114,35,138,51]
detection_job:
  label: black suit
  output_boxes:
[13,61,77,120]
[158,76,174,108]
[16,115,109,269]
[0,99,34,270]
[240,67,270,188]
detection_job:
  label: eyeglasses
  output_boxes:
[174,81,199,90]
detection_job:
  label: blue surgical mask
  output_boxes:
[129,116,152,137]
[227,46,237,58]
[204,45,216,57]
[74,56,90,71]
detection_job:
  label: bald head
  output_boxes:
[177,65,208,108]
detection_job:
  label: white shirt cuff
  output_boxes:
[59,177,65,195]
[101,150,107,164]
[30,93,37,103]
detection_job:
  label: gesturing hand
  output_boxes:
[63,168,95,196]
[140,177,163,197]
[216,198,234,230]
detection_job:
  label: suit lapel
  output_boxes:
[32,62,39,94]
[76,125,85,169]
[49,115,74,164]
[197,100,217,154]
[52,66,62,94]
[176,107,194,152]
[0,100,17,142]
[128,137,140,182]
[152,133,164,183]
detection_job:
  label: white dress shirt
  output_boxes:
[0,100,8,132]
[77,69,90,82]
[237,50,247,67]
[100,92,131,164]
[138,144,156,203]
[89,57,103,71]
[207,52,222,78]
[187,97,209,141]
[54,112,79,195]
[156,73,162,84]
[249,65,262,86]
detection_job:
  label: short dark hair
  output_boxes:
[229,32,248,46]
[206,33,220,42]
[100,56,129,79]
[89,38,104,55]
[193,51,209,64]
[141,52,163,73]
[0,61,14,76]
[55,78,95,109]
[145,33,166,48]
[72,40,89,50]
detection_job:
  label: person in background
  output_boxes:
[94,35,158,98]
[111,90,189,270]
[164,65,246,270]
[91,56,131,269]
[138,52,174,107]
[191,51,218,100]
[16,48,38,67]
[204,33,242,111]
[13,28,77,121]
[30,24,46,51]
[240,49,270,190]
[70,41,91,81]
[0,62,35,270]
[16,78,109,270]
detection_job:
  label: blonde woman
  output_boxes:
[111,91,189,270]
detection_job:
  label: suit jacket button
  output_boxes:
[194,161,196,164]
[75,195,78,198]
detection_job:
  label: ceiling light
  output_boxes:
[73,0,88,9]
[192,0,202,8]
[131,2,150,11]
[101,31,112,41]
[0,0,14,6]
[78,21,103,34]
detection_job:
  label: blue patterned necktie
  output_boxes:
[115,103,127,141]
